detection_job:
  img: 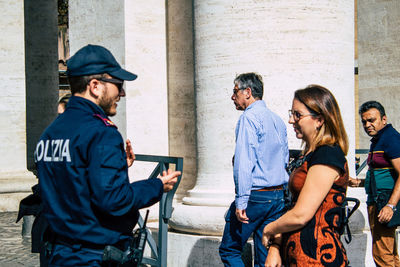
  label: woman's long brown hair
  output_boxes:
[295,85,349,155]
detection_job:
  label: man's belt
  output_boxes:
[255,185,284,191]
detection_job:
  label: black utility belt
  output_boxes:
[54,235,126,251]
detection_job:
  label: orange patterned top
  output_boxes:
[283,145,349,267]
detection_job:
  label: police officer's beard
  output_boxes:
[98,93,116,117]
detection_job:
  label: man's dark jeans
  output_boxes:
[219,189,284,267]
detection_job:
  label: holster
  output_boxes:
[102,245,137,267]
[102,226,147,266]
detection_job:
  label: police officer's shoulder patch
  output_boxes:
[93,114,118,128]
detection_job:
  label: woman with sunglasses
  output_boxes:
[262,85,349,267]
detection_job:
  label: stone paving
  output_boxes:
[0,212,39,267]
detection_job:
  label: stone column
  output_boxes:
[0,0,27,180]
[0,0,54,211]
[69,0,169,221]
[69,0,127,140]
[166,0,197,201]
[170,0,355,238]
[123,1,169,220]
[124,0,169,179]
[347,1,400,265]
[25,0,59,174]
[357,0,400,148]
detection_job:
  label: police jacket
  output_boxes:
[35,96,163,246]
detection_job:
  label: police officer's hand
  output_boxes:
[125,139,135,167]
[378,205,394,223]
[160,169,181,192]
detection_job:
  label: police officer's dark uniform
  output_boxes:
[35,45,165,266]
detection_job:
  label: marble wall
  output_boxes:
[358,0,400,148]
[69,0,127,139]
[0,0,57,211]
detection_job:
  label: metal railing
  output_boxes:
[356,149,369,176]
[134,154,183,267]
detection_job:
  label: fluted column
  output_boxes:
[25,0,59,173]
[357,0,400,147]
[69,0,127,139]
[170,0,355,237]
[345,1,400,265]
[0,0,58,211]
[0,0,33,211]
[0,0,29,183]
[124,0,169,172]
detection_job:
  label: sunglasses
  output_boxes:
[288,109,316,122]
[232,87,248,95]
[98,77,124,92]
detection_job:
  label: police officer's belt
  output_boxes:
[54,234,127,251]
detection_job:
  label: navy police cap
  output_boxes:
[66,44,137,81]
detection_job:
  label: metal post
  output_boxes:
[134,155,183,267]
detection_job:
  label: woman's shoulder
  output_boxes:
[307,144,346,172]
[314,144,344,157]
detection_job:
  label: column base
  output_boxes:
[182,188,234,207]
[182,173,235,207]
[169,203,230,236]
[0,171,37,211]
[0,192,32,212]
[0,171,37,193]
[143,228,253,266]
[343,231,374,267]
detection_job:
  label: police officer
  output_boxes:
[34,44,180,266]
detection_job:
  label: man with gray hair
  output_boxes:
[219,72,289,266]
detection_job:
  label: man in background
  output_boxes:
[359,100,400,266]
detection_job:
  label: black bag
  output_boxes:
[370,170,400,227]
[16,184,51,252]
[284,152,306,211]
[339,197,360,244]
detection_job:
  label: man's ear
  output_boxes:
[88,79,102,98]
[244,87,252,99]
[382,115,387,125]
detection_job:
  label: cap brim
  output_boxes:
[109,68,138,81]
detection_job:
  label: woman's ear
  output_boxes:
[317,116,325,129]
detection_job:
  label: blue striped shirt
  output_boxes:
[233,100,289,210]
